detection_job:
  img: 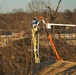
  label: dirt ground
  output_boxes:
[36,60,76,75]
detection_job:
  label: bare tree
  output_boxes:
[27,0,46,13]
[64,9,72,23]
[73,8,76,14]
[12,8,24,13]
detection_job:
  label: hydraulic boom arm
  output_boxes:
[40,16,61,60]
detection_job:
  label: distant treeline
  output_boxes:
[0,8,76,32]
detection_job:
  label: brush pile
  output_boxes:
[0,36,76,75]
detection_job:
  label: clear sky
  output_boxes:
[0,0,76,13]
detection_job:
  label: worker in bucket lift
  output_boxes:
[31,18,39,27]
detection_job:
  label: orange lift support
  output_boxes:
[39,16,61,60]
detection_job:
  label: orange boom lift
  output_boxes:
[40,16,61,60]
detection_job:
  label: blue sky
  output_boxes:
[0,0,76,13]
